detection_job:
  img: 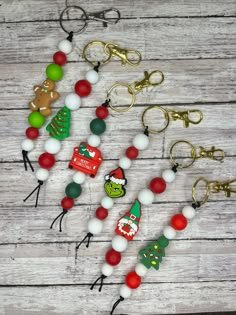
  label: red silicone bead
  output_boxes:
[74,80,91,97]
[105,248,122,266]
[125,271,141,289]
[25,127,39,140]
[171,214,188,230]
[95,207,108,220]
[126,146,139,160]
[53,51,67,66]
[150,177,166,194]
[96,106,109,119]
[38,152,55,169]
[61,197,74,210]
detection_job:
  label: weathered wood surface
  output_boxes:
[0,0,236,314]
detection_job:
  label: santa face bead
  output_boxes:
[125,271,141,289]
[120,284,132,299]
[73,171,86,184]
[101,263,114,277]
[65,182,82,199]
[118,156,132,170]
[182,205,196,219]
[126,146,139,160]
[150,177,166,194]
[135,263,148,277]
[61,197,74,210]
[101,196,114,209]
[21,139,35,152]
[85,69,99,84]
[53,51,67,66]
[96,207,108,220]
[112,235,128,252]
[105,248,122,266]
[132,133,149,150]
[65,93,81,111]
[163,226,176,239]
[58,39,73,54]
[87,134,101,147]
[44,138,61,154]
[96,106,109,119]
[162,169,176,183]
[171,214,188,230]
[26,127,39,140]
[74,80,91,97]
[35,168,49,181]
[138,188,154,205]
[88,217,103,235]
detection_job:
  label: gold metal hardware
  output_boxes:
[168,110,203,128]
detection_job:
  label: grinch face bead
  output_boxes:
[132,133,149,150]
[104,167,127,198]
[28,111,45,128]
[46,63,63,81]
[90,118,106,135]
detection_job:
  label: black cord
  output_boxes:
[110,296,124,315]
[144,126,149,136]
[93,61,101,72]
[66,31,73,42]
[23,180,43,207]
[50,210,67,232]
[22,150,34,172]
[90,274,107,292]
[171,163,179,173]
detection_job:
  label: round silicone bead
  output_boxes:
[150,177,166,194]
[105,248,122,266]
[132,133,149,150]
[53,51,67,66]
[96,207,108,220]
[125,271,141,289]
[21,139,35,152]
[38,152,55,169]
[96,106,109,119]
[88,217,103,234]
[118,156,132,170]
[101,263,114,277]
[120,284,132,298]
[26,127,39,140]
[101,196,114,209]
[46,63,63,81]
[28,111,45,128]
[44,138,61,154]
[35,168,49,181]
[65,93,81,111]
[90,118,106,135]
[182,205,196,219]
[126,146,139,160]
[138,188,154,205]
[135,263,148,277]
[162,169,176,183]
[58,39,73,54]
[65,182,82,199]
[61,197,74,210]
[112,235,128,252]
[74,80,91,97]
[73,171,86,184]
[85,69,99,84]
[163,226,176,239]
[87,134,101,147]
[171,214,188,230]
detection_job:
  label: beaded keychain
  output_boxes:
[89,139,224,292]
[75,107,203,252]
[109,175,234,314]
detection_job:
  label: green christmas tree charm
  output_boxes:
[139,235,169,270]
[46,106,71,140]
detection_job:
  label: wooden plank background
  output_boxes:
[0,0,236,314]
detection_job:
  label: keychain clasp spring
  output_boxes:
[208,179,236,197]
[195,146,225,161]
[168,110,203,128]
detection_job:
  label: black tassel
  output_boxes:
[22,150,34,172]
[75,232,93,262]
[110,296,124,315]
[50,210,67,232]
[23,180,43,207]
[90,274,107,292]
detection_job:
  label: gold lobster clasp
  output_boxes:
[168,109,203,128]
[195,146,225,161]
[104,42,142,66]
[131,70,164,93]
[208,179,236,197]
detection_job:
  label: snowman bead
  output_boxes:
[65,93,81,111]
[88,218,103,235]
[85,69,99,84]
[138,188,154,205]
[162,169,176,183]
[44,138,61,154]
[73,171,86,185]
[163,226,176,239]
[182,205,196,219]
[35,168,49,181]
[87,134,101,147]
[101,263,114,277]
[120,284,132,299]
[132,133,149,150]
[58,39,73,54]
[118,156,132,170]
[112,235,128,252]
[21,139,35,152]
[135,263,148,277]
[101,196,114,209]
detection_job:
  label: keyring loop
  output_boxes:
[107,83,136,112]
[141,106,170,134]
[148,70,165,86]
[83,41,112,66]
[59,6,89,34]
[192,177,211,205]
[169,140,196,169]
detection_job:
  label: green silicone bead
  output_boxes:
[158,235,169,247]
[90,118,106,135]
[65,182,82,199]
[46,63,63,81]
[28,111,46,128]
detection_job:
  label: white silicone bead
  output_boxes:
[85,69,99,84]
[132,133,150,150]
[163,226,176,239]
[138,188,154,205]
[44,138,61,154]
[101,263,114,277]
[182,205,196,219]
[112,235,128,252]
[87,134,101,147]
[101,196,114,209]
[73,171,86,185]
[162,169,176,183]
[135,263,148,277]
[35,168,49,181]
[118,156,132,169]
[120,284,132,299]
[21,139,35,152]
[87,218,103,235]
[65,93,81,111]
[58,39,73,54]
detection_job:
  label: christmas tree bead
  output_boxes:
[120,284,132,299]
[125,271,141,289]
[65,182,82,199]
[87,134,101,147]
[96,207,108,220]
[150,177,166,194]
[132,133,149,150]
[101,263,114,277]
[74,80,91,97]
[61,197,74,210]
[112,235,128,252]
[21,139,35,151]
[90,118,106,135]
[53,51,67,66]
[105,248,122,266]
[162,169,176,183]
[163,226,176,239]
[35,168,49,181]
[38,152,55,169]
[65,93,81,111]
[88,217,103,234]
[44,138,61,154]
[135,263,148,277]
[25,127,39,140]
[118,156,132,170]
[73,171,86,184]
[85,69,99,84]
[28,111,45,128]
[101,196,114,209]
[46,63,63,81]
[137,188,154,205]
[96,106,109,119]
[126,146,139,160]
[58,39,73,54]
[182,205,196,219]
[171,214,188,230]
[46,106,71,140]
